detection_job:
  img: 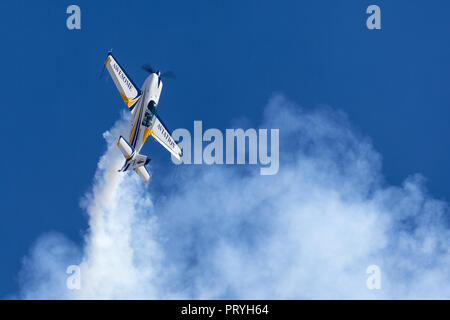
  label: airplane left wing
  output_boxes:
[104,53,141,110]
[151,116,182,160]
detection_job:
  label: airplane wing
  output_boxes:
[104,53,141,110]
[151,116,182,160]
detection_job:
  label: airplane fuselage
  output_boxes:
[128,73,163,154]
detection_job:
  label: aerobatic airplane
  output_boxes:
[103,51,182,183]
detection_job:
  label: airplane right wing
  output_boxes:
[151,116,182,161]
[104,53,141,110]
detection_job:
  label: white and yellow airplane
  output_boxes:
[104,52,182,183]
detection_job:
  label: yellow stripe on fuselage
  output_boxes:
[142,127,153,145]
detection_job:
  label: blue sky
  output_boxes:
[1,0,450,298]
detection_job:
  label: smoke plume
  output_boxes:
[17,95,450,299]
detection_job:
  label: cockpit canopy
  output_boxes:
[147,100,157,114]
[142,100,157,127]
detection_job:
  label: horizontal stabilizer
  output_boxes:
[117,136,134,159]
[116,136,151,183]
[135,166,150,183]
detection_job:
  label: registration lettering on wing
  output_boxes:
[156,122,176,149]
[112,61,133,91]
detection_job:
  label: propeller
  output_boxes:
[161,70,176,79]
[142,64,156,74]
[142,64,176,79]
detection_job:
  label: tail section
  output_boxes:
[117,136,151,183]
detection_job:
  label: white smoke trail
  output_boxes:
[19,112,163,299]
[17,95,450,299]
[76,111,181,299]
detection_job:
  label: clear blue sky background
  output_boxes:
[0,0,449,297]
